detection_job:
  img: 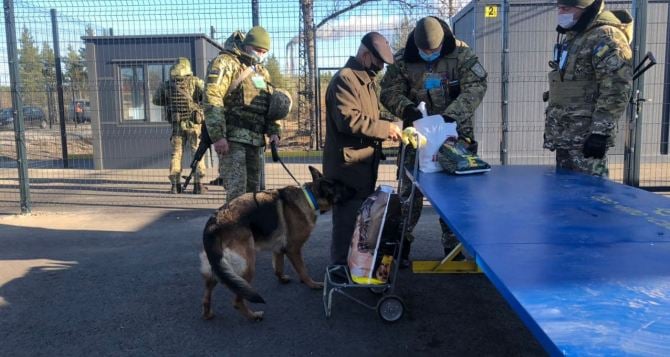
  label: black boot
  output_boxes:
[193,183,206,195]
[170,183,182,194]
[399,239,412,269]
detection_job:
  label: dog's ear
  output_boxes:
[308,166,323,182]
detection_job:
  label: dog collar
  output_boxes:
[302,187,319,211]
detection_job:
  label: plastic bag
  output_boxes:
[348,185,401,284]
[437,138,491,175]
[413,102,457,173]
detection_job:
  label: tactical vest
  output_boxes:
[405,51,460,115]
[225,62,272,133]
[548,15,629,112]
[167,76,196,122]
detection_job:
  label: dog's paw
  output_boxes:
[250,311,264,321]
[202,311,215,320]
[277,274,291,284]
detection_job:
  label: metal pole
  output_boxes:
[500,0,510,165]
[51,9,69,168]
[210,25,215,40]
[4,0,31,213]
[624,0,648,186]
[251,0,260,26]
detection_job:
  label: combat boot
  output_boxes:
[193,183,206,195]
[170,183,182,194]
[399,237,412,269]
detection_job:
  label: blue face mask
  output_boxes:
[419,50,440,62]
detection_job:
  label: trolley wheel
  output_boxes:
[369,285,389,295]
[376,295,404,323]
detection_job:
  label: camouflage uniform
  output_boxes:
[204,30,281,202]
[380,17,488,253]
[544,5,633,177]
[152,70,206,191]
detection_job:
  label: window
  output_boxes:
[119,62,173,123]
[148,64,171,122]
[120,66,145,121]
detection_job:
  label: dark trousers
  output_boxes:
[331,197,365,265]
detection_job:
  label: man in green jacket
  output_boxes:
[544,0,633,177]
[152,57,206,194]
[204,26,281,202]
[380,16,488,265]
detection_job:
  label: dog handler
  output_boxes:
[323,32,402,266]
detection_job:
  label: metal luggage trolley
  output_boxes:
[322,141,420,323]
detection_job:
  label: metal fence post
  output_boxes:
[3,0,31,213]
[500,0,510,165]
[624,0,648,186]
[51,8,69,168]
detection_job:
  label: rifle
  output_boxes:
[182,123,212,192]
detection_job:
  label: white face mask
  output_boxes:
[557,13,577,29]
[246,48,267,63]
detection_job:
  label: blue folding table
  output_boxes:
[413,165,670,356]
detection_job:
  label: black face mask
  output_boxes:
[367,62,383,76]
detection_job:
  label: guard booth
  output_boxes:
[83,34,223,169]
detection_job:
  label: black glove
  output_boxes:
[582,134,608,159]
[443,115,456,123]
[459,136,478,155]
[401,105,423,127]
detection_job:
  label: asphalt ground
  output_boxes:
[0,205,546,356]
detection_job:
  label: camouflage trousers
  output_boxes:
[399,146,458,250]
[219,141,261,203]
[169,129,206,184]
[556,148,608,177]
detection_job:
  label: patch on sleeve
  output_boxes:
[593,43,610,58]
[207,68,221,84]
[469,61,487,78]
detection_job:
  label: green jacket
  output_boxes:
[544,8,633,150]
[379,17,487,140]
[204,31,280,146]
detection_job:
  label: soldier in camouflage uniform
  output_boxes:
[380,16,488,264]
[152,57,207,194]
[204,26,282,203]
[544,0,633,177]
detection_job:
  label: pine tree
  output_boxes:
[265,55,285,88]
[18,27,46,108]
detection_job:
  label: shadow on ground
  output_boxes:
[0,207,545,356]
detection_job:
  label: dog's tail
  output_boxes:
[203,223,265,304]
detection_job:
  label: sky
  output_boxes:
[0,0,456,84]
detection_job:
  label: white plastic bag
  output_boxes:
[412,102,457,173]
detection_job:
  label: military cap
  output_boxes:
[361,32,394,64]
[557,0,595,8]
[243,26,271,51]
[414,17,444,50]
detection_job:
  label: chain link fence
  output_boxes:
[0,0,666,214]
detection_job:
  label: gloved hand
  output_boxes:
[582,134,608,159]
[443,115,456,123]
[459,136,478,155]
[402,105,423,127]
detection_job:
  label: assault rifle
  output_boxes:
[182,124,212,192]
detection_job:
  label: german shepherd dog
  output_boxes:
[199,166,354,321]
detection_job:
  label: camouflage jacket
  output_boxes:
[379,18,487,140]
[204,31,280,147]
[544,9,633,150]
[152,75,204,132]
